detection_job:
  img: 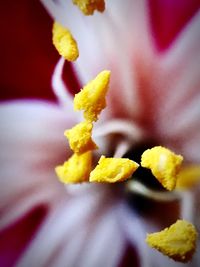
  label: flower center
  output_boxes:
[124,141,165,191]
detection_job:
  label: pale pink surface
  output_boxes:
[1,0,200,266]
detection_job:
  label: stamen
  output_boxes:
[65,121,98,154]
[113,139,131,158]
[126,180,181,202]
[55,151,92,183]
[146,220,198,262]
[141,146,183,191]
[52,22,79,61]
[89,156,139,183]
[52,57,76,111]
[176,165,200,190]
[72,0,105,15]
[74,70,110,122]
[180,191,194,222]
[93,119,145,142]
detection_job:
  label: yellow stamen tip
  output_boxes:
[89,156,139,183]
[73,0,105,15]
[52,21,79,61]
[74,70,111,122]
[55,151,92,183]
[146,220,198,262]
[141,146,183,191]
[65,121,98,154]
[176,165,200,190]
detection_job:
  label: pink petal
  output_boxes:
[0,100,75,228]
[0,205,47,267]
[149,0,200,51]
[78,205,125,267]
[117,203,149,267]
[16,185,125,267]
[150,11,200,161]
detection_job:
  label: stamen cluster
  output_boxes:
[55,70,139,184]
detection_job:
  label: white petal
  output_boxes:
[156,92,200,162]
[181,130,200,162]
[162,94,200,135]
[156,10,200,121]
[117,202,149,267]
[16,184,122,267]
[145,11,200,162]
[52,57,82,122]
[78,205,125,267]
[0,100,76,228]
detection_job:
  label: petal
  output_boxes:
[78,206,126,267]
[0,205,47,267]
[150,11,200,161]
[0,100,76,228]
[117,203,149,267]
[16,184,125,267]
[149,0,200,51]
[158,9,200,117]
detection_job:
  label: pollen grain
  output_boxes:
[52,21,79,61]
[141,146,183,191]
[146,220,198,262]
[55,151,92,183]
[73,0,105,15]
[74,70,110,122]
[65,121,98,154]
[89,156,139,183]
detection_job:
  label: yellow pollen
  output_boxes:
[176,165,200,190]
[74,70,110,122]
[89,156,139,183]
[73,0,105,15]
[141,146,183,191]
[146,220,198,262]
[65,121,98,154]
[52,21,79,61]
[55,151,92,183]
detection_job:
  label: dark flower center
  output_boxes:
[123,141,180,226]
[124,141,165,191]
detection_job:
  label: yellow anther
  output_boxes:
[65,121,98,154]
[73,0,105,15]
[146,220,198,262]
[55,151,92,183]
[176,165,200,190]
[74,70,110,122]
[141,146,183,191]
[89,156,139,183]
[52,21,79,61]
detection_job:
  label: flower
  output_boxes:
[1,0,200,266]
